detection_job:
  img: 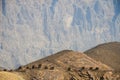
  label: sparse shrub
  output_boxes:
[18,66,22,69]
[100,76,104,80]
[44,66,48,69]
[67,67,71,71]
[3,69,7,71]
[32,65,35,69]
[32,77,38,80]
[38,64,42,68]
[94,67,99,70]
[50,67,54,70]
[79,67,85,71]
[26,66,29,69]
[81,67,85,69]
[89,67,93,70]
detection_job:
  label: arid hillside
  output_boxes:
[20,50,112,70]
[0,50,119,80]
[84,42,120,71]
[0,71,25,80]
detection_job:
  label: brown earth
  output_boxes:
[0,71,25,80]
[84,42,120,71]
[0,50,120,80]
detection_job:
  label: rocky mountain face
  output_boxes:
[84,42,120,71]
[1,0,120,69]
[0,50,120,80]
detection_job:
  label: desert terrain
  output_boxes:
[0,42,120,80]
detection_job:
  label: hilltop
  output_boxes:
[84,42,120,71]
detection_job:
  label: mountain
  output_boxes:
[0,50,120,80]
[19,50,112,71]
[1,0,120,69]
[84,42,120,71]
[16,50,114,80]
